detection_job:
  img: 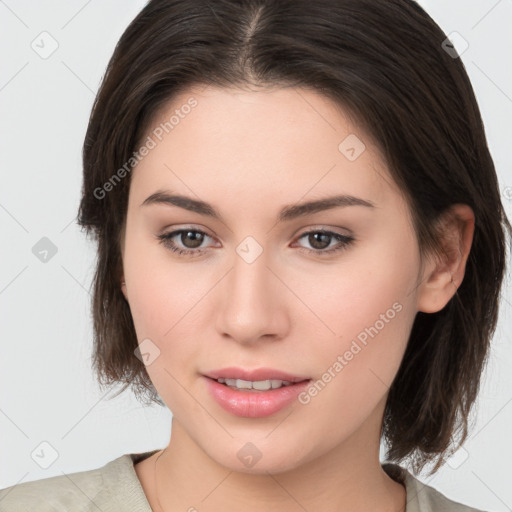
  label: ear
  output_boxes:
[120,275,128,301]
[416,204,475,313]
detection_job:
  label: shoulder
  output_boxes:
[0,461,106,512]
[0,452,155,512]
[382,463,488,512]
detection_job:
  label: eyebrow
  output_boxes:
[141,190,376,222]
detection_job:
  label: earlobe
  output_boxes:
[416,204,475,314]
[120,278,128,301]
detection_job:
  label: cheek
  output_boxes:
[292,233,419,402]
[122,232,208,411]
[298,239,417,333]
[292,293,416,450]
[122,227,222,396]
[123,224,205,337]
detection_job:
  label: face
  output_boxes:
[120,85,426,474]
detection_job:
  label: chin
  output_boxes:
[204,438,310,476]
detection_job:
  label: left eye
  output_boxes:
[294,230,355,254]
[157,228,355,257]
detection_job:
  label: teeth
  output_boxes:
[217,378,292,390]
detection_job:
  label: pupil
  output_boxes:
[182,231,203,248]
[310,232,330,249]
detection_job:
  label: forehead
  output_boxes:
[129,85,401,214]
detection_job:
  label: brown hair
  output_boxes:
[77,0,511,475]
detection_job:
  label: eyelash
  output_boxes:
[156,228,355,257]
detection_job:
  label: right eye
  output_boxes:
[157,228,217,256]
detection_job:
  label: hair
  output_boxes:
[77,0,511,475]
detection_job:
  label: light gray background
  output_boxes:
[1,0,511,509]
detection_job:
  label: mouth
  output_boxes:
[202,367,312,392]
[206,376,311,392]
[202,369,313,418]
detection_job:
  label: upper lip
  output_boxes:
[203,367,311,383]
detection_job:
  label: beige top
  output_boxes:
[0,450,486,511]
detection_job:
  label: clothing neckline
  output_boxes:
[131,450,408,480]
[128,451,411,511]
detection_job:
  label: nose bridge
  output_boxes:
[216,240,287,343]
[230,243,275,316]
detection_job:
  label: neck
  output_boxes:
[152,415,406,512]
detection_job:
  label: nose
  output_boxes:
[215,245,290,346]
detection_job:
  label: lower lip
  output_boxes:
[203,377,311,418]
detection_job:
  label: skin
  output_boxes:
[120,85,474,512]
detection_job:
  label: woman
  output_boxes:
[1,0,510,510]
